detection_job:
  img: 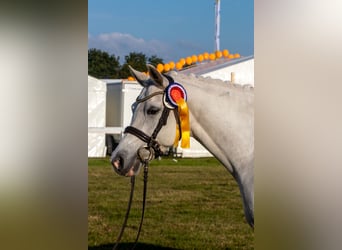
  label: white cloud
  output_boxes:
[88,32,205,63]
[88,32,172,62]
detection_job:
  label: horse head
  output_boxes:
[111,64,178,177]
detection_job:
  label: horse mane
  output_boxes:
[168,71,254,94]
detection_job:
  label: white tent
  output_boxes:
[104,79,143,130]
[177,138,213,157]
[88,76,107,157]
[201,56,254,86]
[88,78,143,157]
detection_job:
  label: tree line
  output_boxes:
[88,48,164,79]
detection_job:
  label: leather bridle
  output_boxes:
[124,75,182,161]
[113,76,182,250]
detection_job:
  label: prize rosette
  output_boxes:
[164,82,190,148]
[164,83,187,108]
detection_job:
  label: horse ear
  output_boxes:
[128,65,149,87]
[146,64,168,89]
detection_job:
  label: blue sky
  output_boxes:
[88,0,253,63]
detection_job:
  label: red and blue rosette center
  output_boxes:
[165,83,187,107]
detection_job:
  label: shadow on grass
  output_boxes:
[88,242,182,250]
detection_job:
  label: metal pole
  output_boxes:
[215,0,221,51]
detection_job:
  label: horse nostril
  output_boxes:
[112,156,124,172]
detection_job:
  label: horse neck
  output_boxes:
[179,76,254,175]
[183,81,232,169]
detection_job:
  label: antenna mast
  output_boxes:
[214,0,221,51]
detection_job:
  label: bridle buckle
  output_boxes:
[137,146,155,163]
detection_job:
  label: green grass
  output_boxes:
[88,157,254,250]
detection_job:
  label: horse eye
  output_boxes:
[147,107,160,115]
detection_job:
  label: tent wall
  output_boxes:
[88,133,106,157]
[121,82,143,129]
[177,138,213,158]
[88,76,107,157]
[201,58,254,86]
[105,80,143,129]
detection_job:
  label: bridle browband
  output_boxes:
[113,75,182,250]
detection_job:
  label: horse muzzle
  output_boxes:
[111,152,141,177]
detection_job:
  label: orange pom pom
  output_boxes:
[223,49,229,57]
[215,50,222,58]
[169,61,175,69]
[164,63,170,72]
[176,62,183,70]
[186,56,192,65]
[157,63,164,72]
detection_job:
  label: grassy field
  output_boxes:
[88,157,254,250]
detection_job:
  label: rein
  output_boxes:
[113,78,183,250]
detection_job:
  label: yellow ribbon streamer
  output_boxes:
[173,123,180,147]
[175,98,190,148]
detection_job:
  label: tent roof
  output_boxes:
[179,55,254,75]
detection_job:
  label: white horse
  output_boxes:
[111,64,254,228]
